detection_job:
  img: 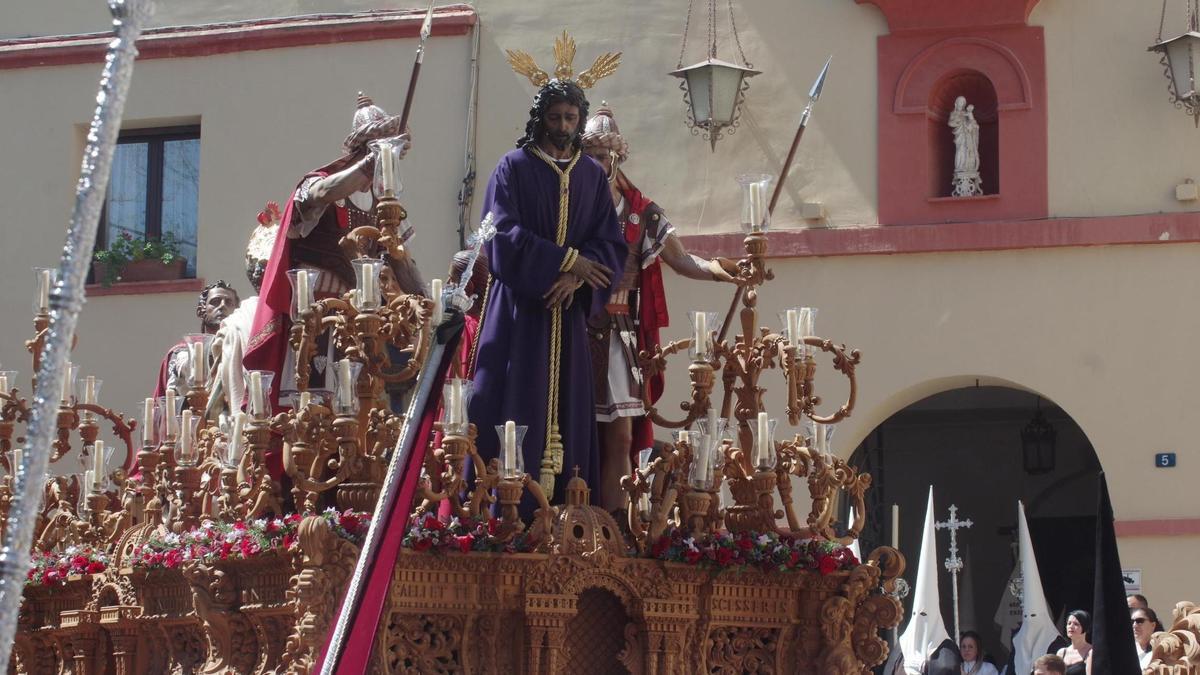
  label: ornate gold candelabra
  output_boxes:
[626,185,869,551]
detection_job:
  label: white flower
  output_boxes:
[756,534,772,547]
[683,537,699,552]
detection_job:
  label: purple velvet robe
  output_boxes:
[469,147,626,505]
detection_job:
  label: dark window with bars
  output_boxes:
[96,126,200,277]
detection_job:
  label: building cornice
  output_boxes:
[0,5,477,71]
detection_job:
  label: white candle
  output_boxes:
[430,278,444,326]
[891,504,899,549]
[813,421,824,454]
[84,376,96,405]
[693,312,708,356]
[748,183,763,231]
[191,342,206,386]
[447,379,462,427]
[0,374,8,393]
[381,143,395,196]
[250,371,264,418]
[338,360,353,410]
[706,407,720,446]
[755,412,769,468]
[165,390,178,436]
[296,269,311,315]
[143,397,154,443]
[503,420,517,474]
[12,448,21,474]
[298,391,311,410]
[37,269,51,313]
[181,410,193,457]
[61,362,74,402]
[85,469,95,493]
[678,430,689,446]
[93,440,104,484]
[230,412,246,463]
[361,266,376,309]
[786,308,799,348]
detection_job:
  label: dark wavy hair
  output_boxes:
[515,79,590,149]
[196,280,239,319]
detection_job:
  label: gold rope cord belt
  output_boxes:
[531,147,581,497]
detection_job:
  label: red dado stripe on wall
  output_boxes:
[0,5,477,70]
[1114,519,1200,537]
[682,212,1200,260]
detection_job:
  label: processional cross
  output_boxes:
[935,504,973,642]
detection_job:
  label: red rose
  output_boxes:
[233,521,247,531]
[788,551,801,568]
[715,547,735,566]
[487,518,500,536]
[283,533,296,549]
[423,515,445,531]
[86,561,105,574]
[239,538,259,557]
[651,536,671,558]
[818,555,838,576]
[220,542,234,560]
[413,538,432,552]
[164,550,183,569]
[265,520,280,534]
[43,570,59,586]
[339,513,361,533]
[684,550,702,564]
[456,535,473,553]
[736,537,754,551]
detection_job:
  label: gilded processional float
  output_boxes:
[0,4,913,675]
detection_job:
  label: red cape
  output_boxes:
[621,186,670,457]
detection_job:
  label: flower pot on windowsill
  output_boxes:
[93,258,187,286]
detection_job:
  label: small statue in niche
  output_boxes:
[948,96,983,197]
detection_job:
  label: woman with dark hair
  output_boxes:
[958,630,998,675]
[1055,610,1092,675]
[1132,606,1159,668]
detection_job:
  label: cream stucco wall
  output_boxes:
[0,35,473,446]
[2,0,1199,614]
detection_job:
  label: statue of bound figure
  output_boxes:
[949,95,983,197]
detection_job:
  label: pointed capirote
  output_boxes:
[897,486,951,674]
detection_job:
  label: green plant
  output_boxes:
[93,230,183,286]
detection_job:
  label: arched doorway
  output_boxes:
[847,384,1101,665]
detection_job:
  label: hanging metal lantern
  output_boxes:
[1149,0,1200,126]
[1020,397,1057,475]
[671,0,760,149]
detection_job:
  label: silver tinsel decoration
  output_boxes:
[0,0,153,666]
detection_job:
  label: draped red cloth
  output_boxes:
[242,170,331,407]
[622,186,670,459]
[313,322,467,674]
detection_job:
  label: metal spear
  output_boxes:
[716,56,831,345]
[397,1,436,133]
[0,0,153,665]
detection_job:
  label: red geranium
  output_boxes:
[456,535,474,553]
[817,555,838,576]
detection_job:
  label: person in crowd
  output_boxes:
[1127,594,1149,611]
[1054,610,1092,675]
[1032,654,1067,675]
[1132,606,1159,668]
[958,631,998,675]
